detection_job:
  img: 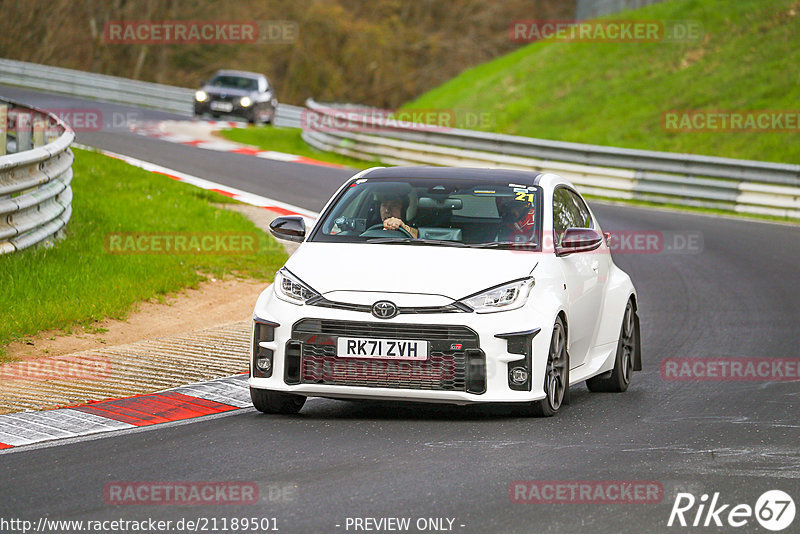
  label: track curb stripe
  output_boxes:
[0,375,250,450]
[129,119,348,169]
[73,392,238,427]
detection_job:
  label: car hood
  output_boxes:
[284,242,539,301]
[202,86,253,98]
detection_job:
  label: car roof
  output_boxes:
[363,166,543,185]
[212,70,264,79]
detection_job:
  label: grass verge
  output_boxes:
[402,0,800,164]
[0,147,288,361]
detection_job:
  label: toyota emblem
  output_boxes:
[372,300,398,319]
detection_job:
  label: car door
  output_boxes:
[553,187,607,368]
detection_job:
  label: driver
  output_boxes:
[379,193,418,238]
[495,195,535,243]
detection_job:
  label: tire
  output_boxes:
[250,388,306,414]
[586,299,636,393]
[527,317,569,417]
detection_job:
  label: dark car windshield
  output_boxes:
[208,75,259,91]
[309,177,541,249]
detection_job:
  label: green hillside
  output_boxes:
[402,0,800,163]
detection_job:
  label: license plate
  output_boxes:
[336,337,428,360]
[210,101,233,112]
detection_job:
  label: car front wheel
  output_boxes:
[526,317,569,417]
[250,388,306,414]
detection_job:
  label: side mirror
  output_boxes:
[556,227,602,256]
[269,216,306,243]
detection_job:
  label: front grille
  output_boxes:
[210,94,237,103]
[291,319,484,393]
[294,319,476,341]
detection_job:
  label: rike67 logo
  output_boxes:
[668,490,795,531]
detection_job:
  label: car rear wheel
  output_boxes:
[586,299,636,393]
[250,388,306,414]
[527,317,569,417]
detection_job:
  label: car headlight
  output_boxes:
[274,268,320,305]
[239,96,253,107]
[195,90,208,102]
[458,277,535,313]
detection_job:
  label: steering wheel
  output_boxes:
[362,223,414,238]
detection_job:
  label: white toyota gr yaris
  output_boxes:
[250,167,641,416]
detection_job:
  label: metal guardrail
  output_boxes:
[0,58,194,115]
[273,103,304,128]
[0,98,74,254]
[302,99,800,219]
[1,59,304,127]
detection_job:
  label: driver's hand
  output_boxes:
[383,217,403,230]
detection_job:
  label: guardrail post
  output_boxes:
[33,115,45,147]
[16,112,32,152]
[0,103,6,156]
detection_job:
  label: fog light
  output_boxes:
[510,367,528,385]
[257,357,272,372]
[252,319,278,378]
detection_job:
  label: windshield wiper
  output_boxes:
[470,241,539,249]
[365,237,469,247]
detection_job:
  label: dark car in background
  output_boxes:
[194,70,278,124]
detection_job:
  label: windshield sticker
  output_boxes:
[473,189,496,195]
[515,191,535,202]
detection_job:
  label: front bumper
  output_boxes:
[194,100,273,121]
[249,287,557,405]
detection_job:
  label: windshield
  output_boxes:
[310,177,541,249]
[208,75,259,91]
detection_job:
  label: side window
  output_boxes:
[552,189,576,245]
[566,190,592,229]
